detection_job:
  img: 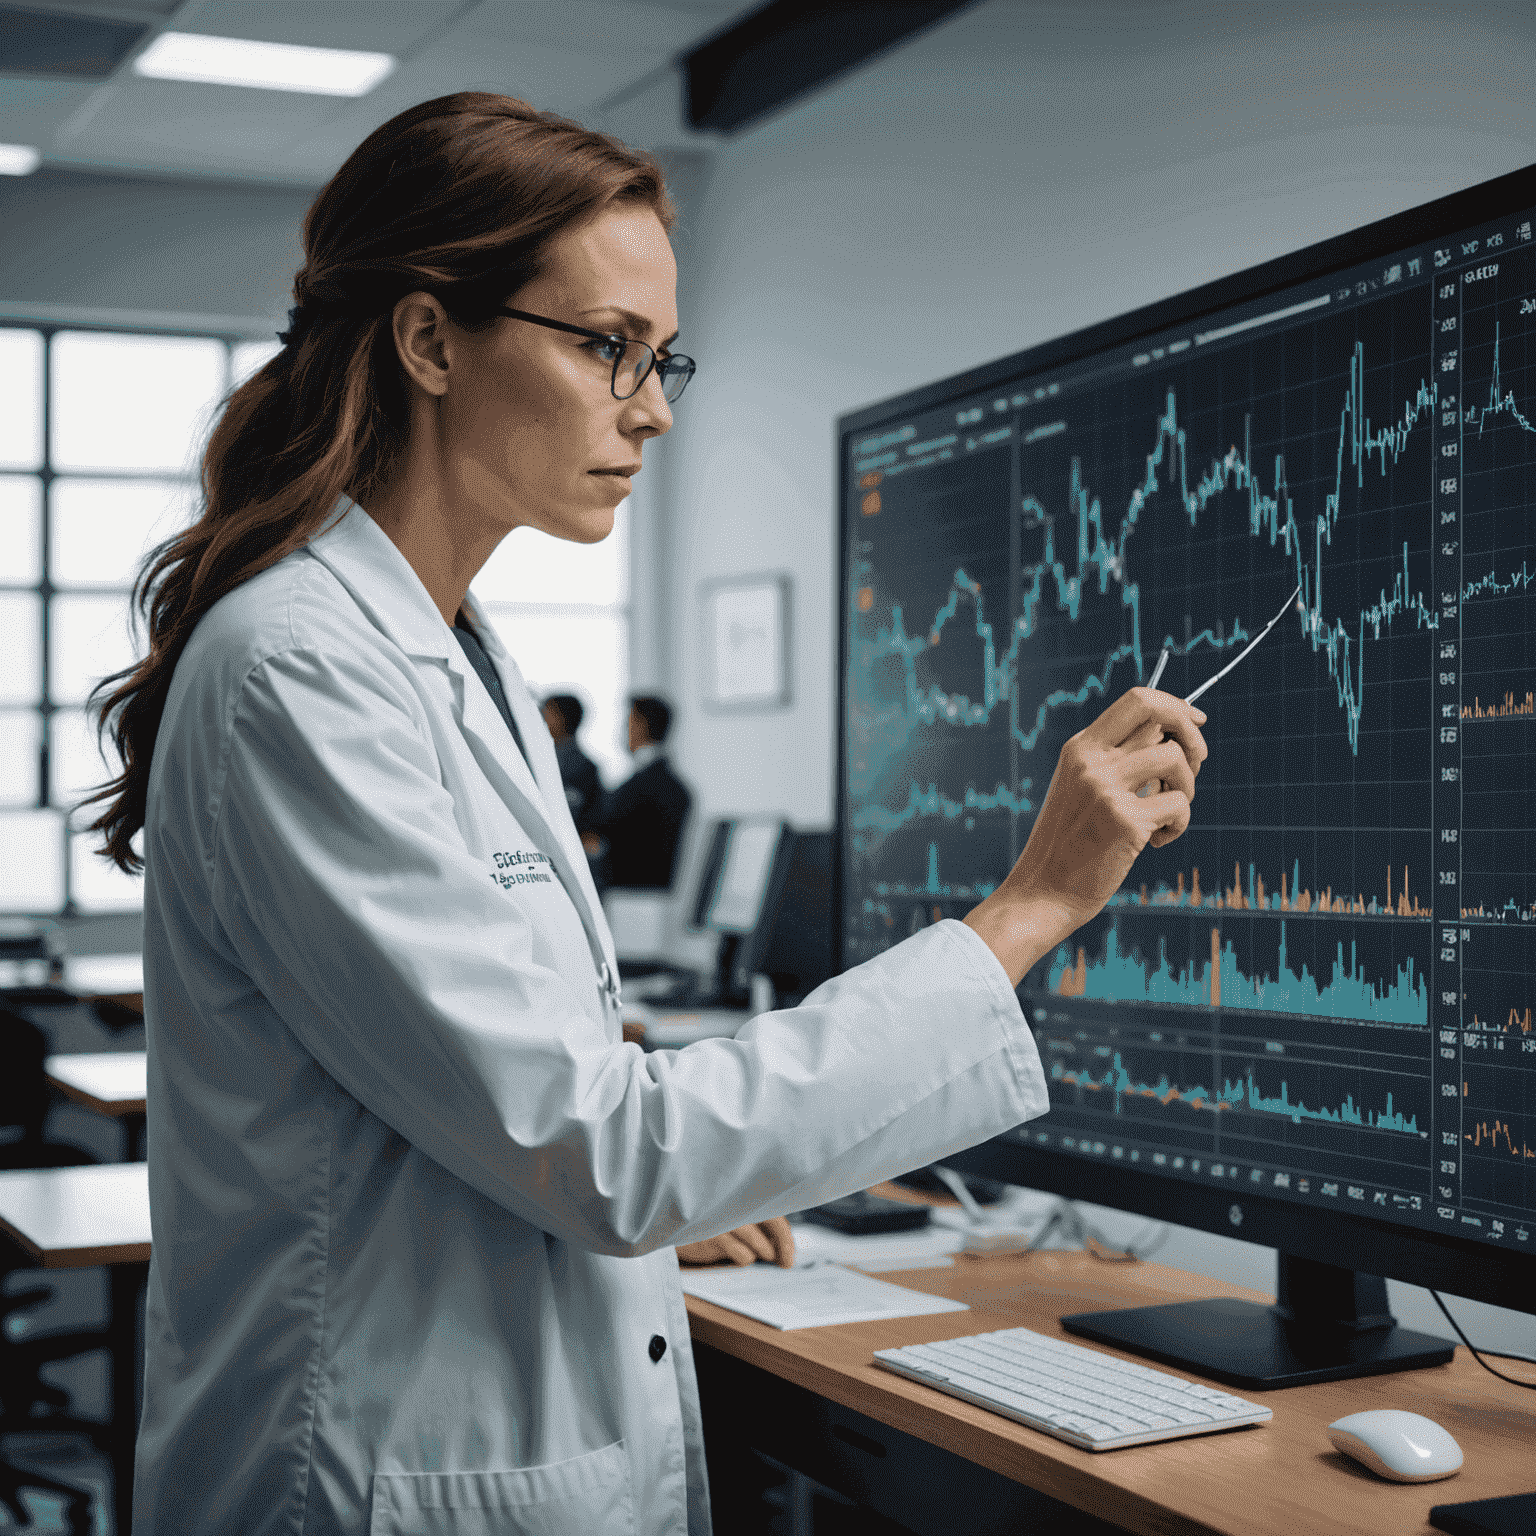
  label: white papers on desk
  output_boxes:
[679,1261,969,1331]
[64,953,143,995]
[789,1222,965,1271]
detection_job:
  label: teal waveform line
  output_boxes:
[1463,559,1536,602]
[1051,1052,1421,1133]
[1471,323,1536,437]
[1160,617,1252,659]
[855,339,1442,758]
[851,778,1034,838]
[869,841,996,901]
[1047,920,1427,1025]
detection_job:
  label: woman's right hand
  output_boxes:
[676,1217,796,1268]
[963,687,1208,985]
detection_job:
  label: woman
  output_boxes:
[89,92,1206,1535]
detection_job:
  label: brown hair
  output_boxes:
[86,92,674,872]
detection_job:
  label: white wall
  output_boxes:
[650,0,1536,1349]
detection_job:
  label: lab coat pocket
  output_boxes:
[368,1440,635,1535]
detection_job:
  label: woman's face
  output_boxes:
[439,199,679,546]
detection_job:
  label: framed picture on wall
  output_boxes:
[700,573,791,712]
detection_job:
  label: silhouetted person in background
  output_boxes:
[541,692,603,832]
[583,694,691,889]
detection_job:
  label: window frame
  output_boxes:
[0,315,276,916]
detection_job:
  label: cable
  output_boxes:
[1428,1290,1536,1390]
[924,1179,1171,1264]
[1025,1198,1169,1263]
[1083,1218,1170,1263]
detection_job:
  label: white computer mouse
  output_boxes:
[1327,1410,1463,1482]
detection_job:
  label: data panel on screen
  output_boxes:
[841,192,1536,1250]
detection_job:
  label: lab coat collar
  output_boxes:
[302,502,555,829]
[306,500,616,996]
[305,499,454,662]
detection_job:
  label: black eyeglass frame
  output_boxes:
[497,306,695,403]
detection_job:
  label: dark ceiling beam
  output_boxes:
[681,0,983,136]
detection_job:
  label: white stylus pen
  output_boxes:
[1144,583,1300,703]
[1183,583,1302,704]
[1137,582,1301,795]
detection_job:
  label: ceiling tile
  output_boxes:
[467,0,734,59]
[619,0,759,13]
[14,0,181,14]
[54,73,338,167]
[0,75,102,140]
[172,0,465,55]
[414,32,643,105]
[281,31,649,178]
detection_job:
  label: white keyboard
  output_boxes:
[874,1326,1271,1450]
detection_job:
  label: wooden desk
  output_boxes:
[46,1050,148,1160]
[0,1163,151,1534]
[685,1248,1536,1535]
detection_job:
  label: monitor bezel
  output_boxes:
[833,159,1536,1315]
[704,814,790,936]
[687,819,735,931]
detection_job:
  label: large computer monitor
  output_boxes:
[837,161,1536,1387]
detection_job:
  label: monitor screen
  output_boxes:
[838,164,1536,1311]
[706,817,786,934]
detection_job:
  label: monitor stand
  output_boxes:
[1062,1254,1455,1390]
[711,933,749,1008]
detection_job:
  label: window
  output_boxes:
[473,514,631,786]
[0,322,281,915]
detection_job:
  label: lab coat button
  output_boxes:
[649,1334,667,1363]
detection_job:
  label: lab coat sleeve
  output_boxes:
[210,644,1050,1256]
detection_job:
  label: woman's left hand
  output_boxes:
[677,1217,796,1268]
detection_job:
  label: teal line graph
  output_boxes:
[1046,920,1427,1025]
[853,338,1454,759]
[1051,1051,1422,1134]
[868,841,996,900]
[1470,323,1536,437]
[851,778,1033,837]
[1463,559,1536,602]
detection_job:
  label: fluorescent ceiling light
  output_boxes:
[133,32,395,97]
[0,144,41,175]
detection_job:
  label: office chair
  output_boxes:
[0,1009,109,1532]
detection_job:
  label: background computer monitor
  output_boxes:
[688,817,795,1003]
[706,818,788,934]
[754,831,835,1005]
[837,161,1536,1387]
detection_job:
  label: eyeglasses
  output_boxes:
[497,307,695,403]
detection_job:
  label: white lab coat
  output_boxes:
[133,501,1050,1535]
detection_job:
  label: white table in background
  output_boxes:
[45,1051,148,1160]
